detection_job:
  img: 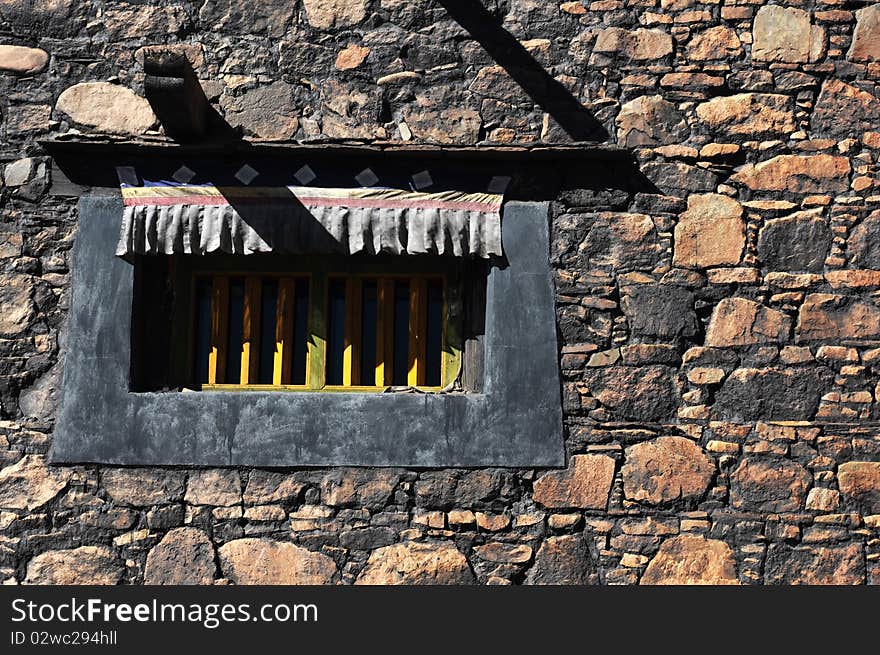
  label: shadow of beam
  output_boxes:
[438,0,609,143]
[144,49,241,143]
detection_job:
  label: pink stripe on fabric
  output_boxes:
[124,196,233,207]
[296,196,501,212]
[124,195,502,212]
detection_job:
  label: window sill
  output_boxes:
[194,384,450,393]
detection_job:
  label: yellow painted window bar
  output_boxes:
[194,273,459,391]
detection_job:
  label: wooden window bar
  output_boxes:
[408,277,427,387]
[274,278,296,386]
[240,276,261,385]
[376,278,394,387]
[343,277,362,387]
[208,276,229,385]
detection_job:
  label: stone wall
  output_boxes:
[1,0,880,584]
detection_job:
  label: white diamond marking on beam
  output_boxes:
[235,164,259,185]
[412,170,433,190]
[488,175,512,194]
[115,166,138,186]
[172,165,196,184]
[294,164,317,185]
[355,168,379,187]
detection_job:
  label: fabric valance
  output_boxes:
[116,184,504,258]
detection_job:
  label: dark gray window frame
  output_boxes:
[49,196,564,467]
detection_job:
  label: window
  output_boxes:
[54,190,563,467]
[131,254,482,395]
[190,272,458,392]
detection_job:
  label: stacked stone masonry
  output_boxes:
[0,0,879,585]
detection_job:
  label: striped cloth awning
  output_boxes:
[116,184,504,258]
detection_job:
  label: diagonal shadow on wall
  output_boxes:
[437,0,609,142]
